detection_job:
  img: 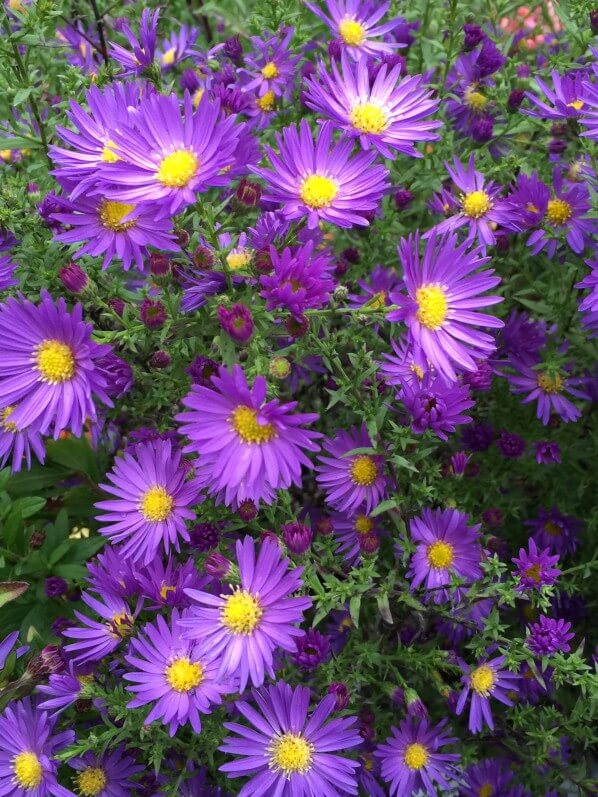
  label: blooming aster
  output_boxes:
[135,557,206,610]
[534,440,561,464]
[176,364,320,506]
[181,536,312,690]
[375,717,460,797]
[95,439,200,564]
[37,660,90,716]
[524,69,588,121]
[304,52,440,158]
[527,616,575,657]
[67,746,142,797]
[348,264,402,310]
[506,358,586,425]
[400,373,475,440]
[0,403,45,473]
[220,680,362,796]
[333,511,382,566]
[260,241,335,317]
[459,758,514,797]
[63,590,136,664]
[109,8,158,76]
[252,120,389,229]
[456,655,519,733]
[512,538,560,592]
[157,24,199,71]
[241,27,300,100]
[0,698,75,797]
[525,506,581,557]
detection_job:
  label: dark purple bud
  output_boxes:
[494,230,510,253]
[462,360,493,391]
[192,245,215,270]
[223,34,243,64]
[140,298,166,329]
[254,248,274,275]
[328,682,350,710]
[591,9,598,35]
[285,313,309,338]
[342,247,360,264]
[180,68,201,93]
[292,629,330,670]
[507,88,525,111]
[463,23,485,51]
[186,355,219,386]
[282,522,312,554]
[29,530,45,549]
[205,551,231,578]
[470,114,494,143]
[334,259,349,278]
[394,189,413,210]
[38,192,63,230]
[238,499,258,522]
[150,350,171,369]
[109,297,126,317]
[44,577,68,598]
[26,645,65,677]
[496,430,525,458]
[27,182,40,194]
[477,38,506,78]
[482,508,504,529]
[548,139,567,155]
[188,522,220,552]
[235,178,262,208]
[51,617,74,637]
[535,441,561,464]
[405,688,428,719]
[59,262,88,294]
[218,303,254,343]
[328,39,342,60]
[516,64,531,78]
[315,515,334,536]
[359,533,380,555]
[149,253,171,276]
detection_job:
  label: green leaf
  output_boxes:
[0,581,28,608]
[11,496,46,519]
[349,595,361,628]
[47,437,100,481]
[370,499,398,517]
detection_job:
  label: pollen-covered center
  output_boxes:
[300,174,339,209]
[1,405,17,432]
[101,139,120,163]
[270,733,314,775]
[257,90,276,111]
[231,405,277,444]
[165,657,204,692]
[338,17,366,46]
[479,784,494,797]
[261,61,279,79]
[226,250,253,270]
[523,563,542,583]
[139,485,173,522]
[76,766,107,796]
[350,455,378,486]
[99,200,137,232]
[159,584,177,600]
[403,742,429,770]
[462,190,492,218]
[13,752,43,790]
[537,372,563,394]
[470,664,496,695]
[427,540,455,569]
[546,198,572,225]
[109,611,134,639]
[36,339,76,384]
[221,589,263,634]
[416,284,448,330]
[543,521,561,537]
[350,102,388,134]
[355,515,374,535]
[567,99,584,111]
[464,86,487,111]
[157,149,199,188]
[161,47,177,66]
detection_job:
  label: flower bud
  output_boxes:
[205,551,232,579]
[59,262,88,294]
[269,356,291,380]
[26,645,65,678]
[282,522,312,555]
[238,499,257,522]
[328,682,349,710]
[150,350,171,369]
[149,253,171,276]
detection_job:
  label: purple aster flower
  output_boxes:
[0,630,20,669]
[496,430,525,458]
[524,69,588,121]
[476,37,505,77]
[252,120,389,229]
[292,628,331,670]
[179,269,227,313]
[67,746,142,797]
[85,545,140,599]
[348,265,401,311]
[449,451,470,476]
[260,242,335,316]
[281,521,313,555]
[456,655,519,733]
[462,359,493,391]
[328,682,350,710]
[503,171,550,231]
[95,439,201,565]
[0,291,111,438]
[247,210,291,251]
[59,262,88,294]
[401,373,475,440]
[0,698,74,797]
[333,511,381,565]
[181,536,312,691]
[305,0,403,60]
[0,254,18,291]
[506,359,585,425]
[220,680,361,796]
[315,424,387,514]
[37,660,89,716]
[56,22,100,76]
[241,27,300,100]
[535,440,561,464]
[157,25,199,71]
[378,338,428,389]
[576,259,598,316]
[124,610,233,736]
[375,717,460,797]
[96,351,133,399]
[135,557,206,610]
[44,576,68,598]
[176,364,320,506]
[109,8,159,76]
[388,231,503,383]
[186,355,219,387]
[512,538,560,592]
[461,421,493,451]
[459,758,514,797]
[63,591,137,664]
[0,403,45,472]
[580,76,598,139]
[218,303,254,343]
[101,92,243,218]
[526,615,575,656]
[494,311,546,366]
[406,508,482,601]
[304,52,440,158]
[525,506,581,556]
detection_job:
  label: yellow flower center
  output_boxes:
[36,340,75,384]
[427,540,455,569]
[76,767,107,796]
[101,139,119,163]
[546,198,572,225]
[416,284,448,330]
[165,657,204,692]
[270,733,314,775]
[339,17,366,46]
[523,563,542,583]
[13,752,43,790]
[543,521,561,537]
[349,455,378,486]
[567,99,584,111]
[159,584,177,600]
[99,200,137,232]
[226,250,253,270]
[261,61,279,79]
[464,86,488,111]
[537,372,563,394]
[139,486,173,522]
[193,88,205,109]
[470,664,496,695]
[109,611,133,639]
[300,174,339,209]
[462,190,492,218]
[157,149,199,188]
[479,784,494,797]
[221,589,263,634]
[257,90,276,111]
[411,363,425,380]
[231,405,276,444]
[367,291,387,309]
[403,742,429,770]
[355,515,374,535]
[161,47,177,66]
[1,405,17,432]
[350,102,388,134]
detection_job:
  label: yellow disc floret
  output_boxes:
[13,752,43,790]
[567,99,584,111]
[76,766,107,796]
[36,340,75,384]
[161,47,177,66]
[355,515,374,535]
[427,540,455,569]
[537,372,563,394]
[157,149,199,188]
[99,200,137,232]
[479,784,494,797]
[300,174,339,209]
[470,664,496,696]
[226,250,253,270]
[350,103,388,134]
[1,405,17,432]
[269,733,314,775]
[231,405,276,444]
[261,61,279,79]
[165,657,204,692]
[101,139,120,163]
[338,17,366,46]
[461,190,492,218]
[139,486,173,522]
[221,589,263,634]
[256,91,276,112]
[403,742,429,770]
[416,284,448,330]
[546,198,572,225]
[350,455,378,486]
[464,86,487,111]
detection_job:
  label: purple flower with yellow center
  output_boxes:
[503,171,550,232]
[388,231,503,383]
[37,660,90,716]
[375,717,460,797]
[292,628,331,670]
[101,92,243,218]
[0,254,18,291]
[429,155,512,248]
[0,404,45,472]
[333,511,381,565]
[580,76,598,140]
[526,615,575,656]
[348,264,402,310]
[0,698,75,797]
[95,439,201,565]
[181,536,311,691]
[220,680,362,796]
[401,373,475,440]
[0,291,111,438]
[512,538,560,592]
[306,0,403,60]
[378,338,427,389]
[176,364,320,506]
[252,120,389,229]
[576,259,598,316]
[124,611,233,736]
[259,242,335,317]
[304,52,440,158]
[56,22,99,76]
[524,69,588,121]
[109,8,159,76]
[67,746,142,797]
[456,655,519,733]
[459,758,514,797]
[85,545,140,600]
[63,590,137,664]
[241,27,300,100]
[406,508,482,601]
[135,557,206,610]
[525,506,581,557]
[315,424,386,514]
[506,359,586,425]
[157,25,199,71]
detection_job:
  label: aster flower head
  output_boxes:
[135,557,207,610]
[292,628,331,670]
[252,120,389,229]
[0,698,75,797]
[401,373,475,440]
[67,746,142,797]
[349,264,402,310]
[181,536,312,690]
[378,338,428,390]
[316,424,387,514]
[157,25,199,71]
[63,590,137,664]
[512,538,560,592]
[85,545,140,599]
[388,231,503,383]
[176,364,321,506]
[304,52,440,159]
[503,171,550,231]
[0,402,45,473]
[459,758,514,797]
[109,8,159,76]
[333,511,381,565]
[218,303,254,344]
[525,506,581,556]
[456,654,519,733]
[220,680,362,796]
[306,0,403,60]
[535,440,561,464]
[524,69,588,121]
[375,717,460,797]
[580,77,598,140]
[260,241,335,317]
[242,27,300,100]
[56,22,99,76]
[526,615,574,656]
[506,358,586,425]
[36,659,89,716]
